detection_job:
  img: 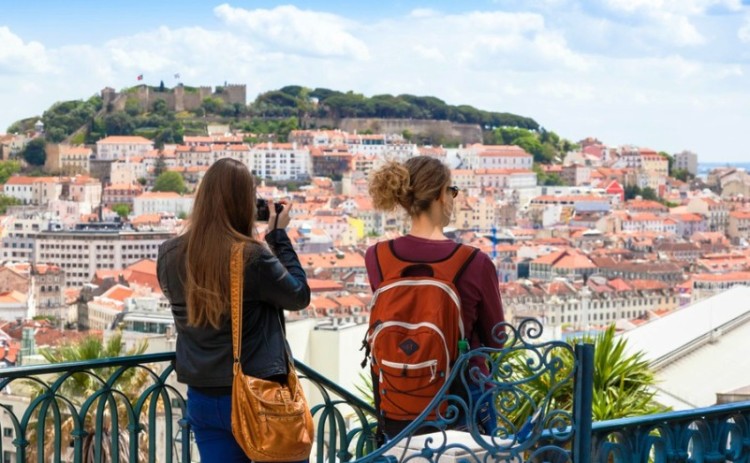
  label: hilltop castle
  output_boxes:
[101,83,246,113]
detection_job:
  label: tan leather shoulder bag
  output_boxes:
[229,242,314,461]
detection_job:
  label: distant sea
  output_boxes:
[698,162,750,176]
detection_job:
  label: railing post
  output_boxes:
[574,343,595,463]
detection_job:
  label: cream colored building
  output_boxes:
[2,176,63,206]
[45,144,92,174]
[133,192,194,216]
[67,175,102,207]
[96,136,154,161]
[727,210,750,244]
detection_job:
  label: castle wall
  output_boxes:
[338,118,483,145]
[100,84,248,114]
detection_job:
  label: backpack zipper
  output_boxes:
[381,359,438,381]
[368,280,465,338]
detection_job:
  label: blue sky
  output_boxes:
[2,1,750,162]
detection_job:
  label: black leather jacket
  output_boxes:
[156,229,310,388]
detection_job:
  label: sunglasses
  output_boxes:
[446,185,460,198]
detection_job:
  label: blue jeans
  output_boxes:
[186,387,309,463]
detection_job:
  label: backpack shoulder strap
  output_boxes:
[376,240,479,285]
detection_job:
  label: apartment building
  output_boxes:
[529,249,598,281]
[504,277,678,335]
[474,169,538,190]
[34,225,174,287]
[462,144,533,170]
[175,144,215,167]
[562,164,592,186]
[3,176,63,206]
[102,183,143,208]
[45,144,92,174]
[691,272,750,302]
[675,150,698,176]
[95,136,154,161]
[452,195,497,231]
[132,192,194,216]
[727,210,750,244]
[0,213,54,262]
[250,142,311,181]
[66,175,102,207]
[687,197,730,233]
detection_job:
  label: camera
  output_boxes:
[256,198,283,222]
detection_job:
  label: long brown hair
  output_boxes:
[368,156,450,216]
[184,158,258,328]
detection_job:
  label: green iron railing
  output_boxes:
[0,352,377,463]
[0,319,596,463]
[4,319,748,463]
[591,400,750,463]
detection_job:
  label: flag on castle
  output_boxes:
[137,74,143,81]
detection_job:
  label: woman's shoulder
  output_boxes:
[242,240,273,265]
[459,244,493,267]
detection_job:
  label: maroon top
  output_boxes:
[365,235,505,351]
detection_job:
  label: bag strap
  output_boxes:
[230,242,244,376]
[375,240,478,285]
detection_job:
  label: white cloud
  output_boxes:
[604,0,742,15]
[1,3,749,162]
[0,27,52,73]
[409,8,440,18]
[412,45,445,62]
[213,4,370,60]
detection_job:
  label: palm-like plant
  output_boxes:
[505,324,669,427]
[26,332,151,462]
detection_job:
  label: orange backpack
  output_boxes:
[365,240,478,421]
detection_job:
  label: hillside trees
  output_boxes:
[22,137,47,165]
[249,86,540,130]
[153,171,186,194]
[489,127,576,164]
[0,161,21,183]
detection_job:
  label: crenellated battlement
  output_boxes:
[100,83,247,113]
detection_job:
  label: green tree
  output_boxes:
[0,160,21,183]
[660,151,674,174]
[124,98,142,117]
[641,187,658,201]
[671,168,692,182]
[104,112,135,136]
[111,203,131,219]
[201,97,224,114]
[22,137,47,166]
[152,98,168,115]
[153,153,167,176]
[0,194,20,214]
[152,171,186,194]
[158,80,165,92]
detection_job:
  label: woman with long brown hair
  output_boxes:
[157,158,310,462]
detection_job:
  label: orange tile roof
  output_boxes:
[307,279,343,292]
[137,192,182,199]
[0,290,26,303]
[97,136,153,144]
[692,272,750,282]
[102,284,135,302]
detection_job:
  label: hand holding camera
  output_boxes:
[256,198,291,230]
